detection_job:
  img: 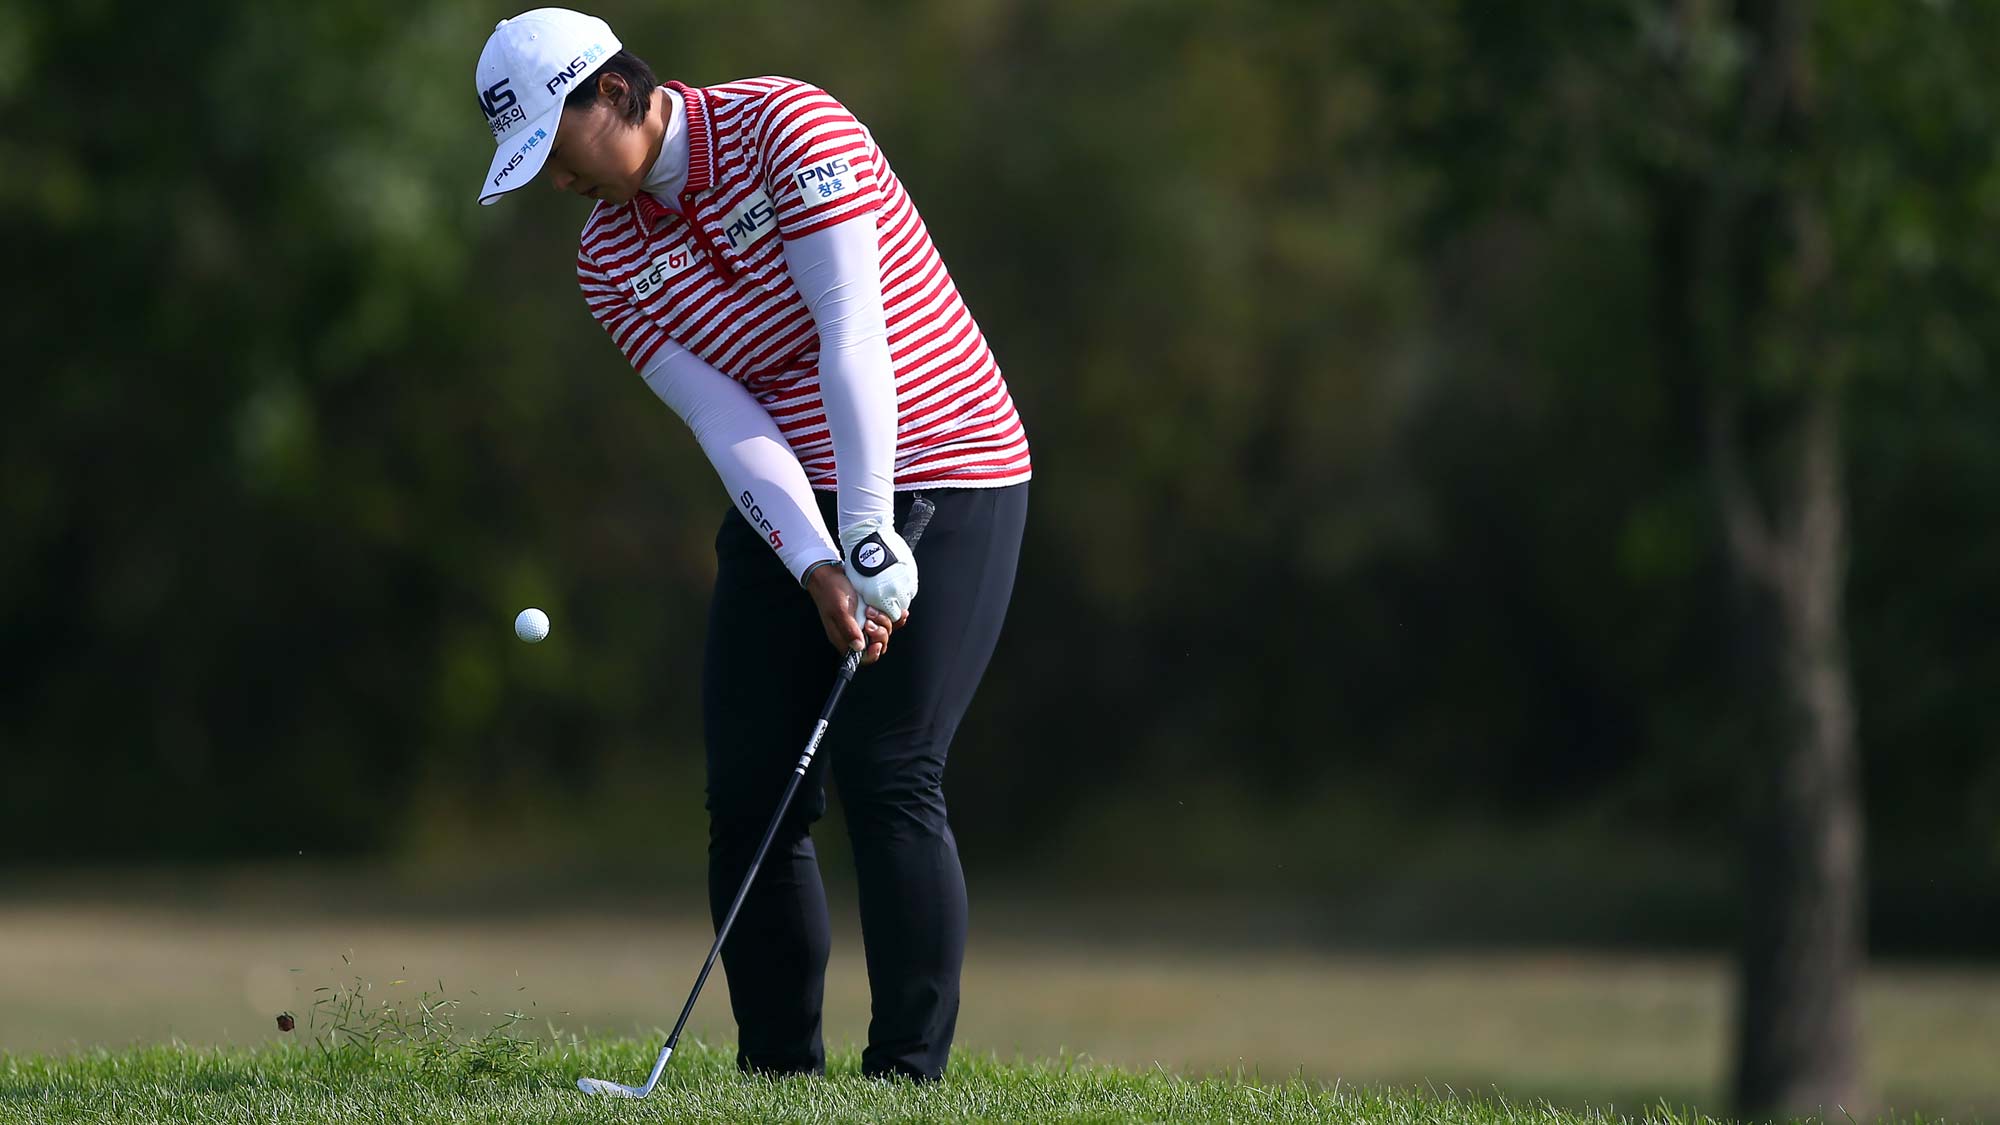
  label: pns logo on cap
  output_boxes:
[479,80,526,139]
[473,8,623,205]
[542,43,611,97]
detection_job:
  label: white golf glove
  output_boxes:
[840,514,919,622]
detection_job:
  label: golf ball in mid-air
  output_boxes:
[515,608,550,644]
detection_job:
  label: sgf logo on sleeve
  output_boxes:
[794,157,855,202]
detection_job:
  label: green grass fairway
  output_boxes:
[0,1038,1940,1125]
[2,877,1995,1121]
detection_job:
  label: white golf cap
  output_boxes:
[474,8,622,205]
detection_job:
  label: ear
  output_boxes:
[595,70,629,107]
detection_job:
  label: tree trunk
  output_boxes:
[1719,4,1868,1115]
[1653,0,1868,1114]
[1720,391,1865,1118]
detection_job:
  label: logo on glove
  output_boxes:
[850,533,895,577]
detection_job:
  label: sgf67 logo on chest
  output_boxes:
[631,244,701,298]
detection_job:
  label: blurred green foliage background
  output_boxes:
[3,0,1995,954]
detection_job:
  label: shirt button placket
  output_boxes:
[681,193,732,278]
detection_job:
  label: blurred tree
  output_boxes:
[1641,0,1861,1112]
[1346,0,1998,1111]
[1639,0,2000,1110]
[1589,0,1999,1108]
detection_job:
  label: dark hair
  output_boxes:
[562,50,659,126]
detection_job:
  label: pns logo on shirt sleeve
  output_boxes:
[793,157,855,203]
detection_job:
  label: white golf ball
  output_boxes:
[514,607,550,644]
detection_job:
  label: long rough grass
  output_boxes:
[0,974,1968,1124]
[0,1038,1966,1125]
[0,1038,1893,1125]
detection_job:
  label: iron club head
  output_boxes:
[577,1044,673,1098]
[577,1075,647,1098]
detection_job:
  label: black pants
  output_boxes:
[701,482,1028,1081]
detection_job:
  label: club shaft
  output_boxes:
[658,496,933,1059]
[663,675,851,1052]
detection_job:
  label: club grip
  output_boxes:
[840,495,935,677]
[902,495,936,550]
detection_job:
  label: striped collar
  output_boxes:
[633,81,715,232]
[665,80,715,194]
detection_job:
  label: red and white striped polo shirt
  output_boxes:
[575,77,1032,491]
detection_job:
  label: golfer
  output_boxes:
[473,10,1031,1083]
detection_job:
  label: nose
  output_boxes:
[549,166,575,192]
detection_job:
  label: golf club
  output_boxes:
[578,495,936,1099]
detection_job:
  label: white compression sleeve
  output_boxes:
[781,217,898,538]
[636,340,841,583]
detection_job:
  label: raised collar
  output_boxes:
[633,191,670,230]
[664,80,715,194]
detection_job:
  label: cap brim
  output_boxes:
[478,104,563,206]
